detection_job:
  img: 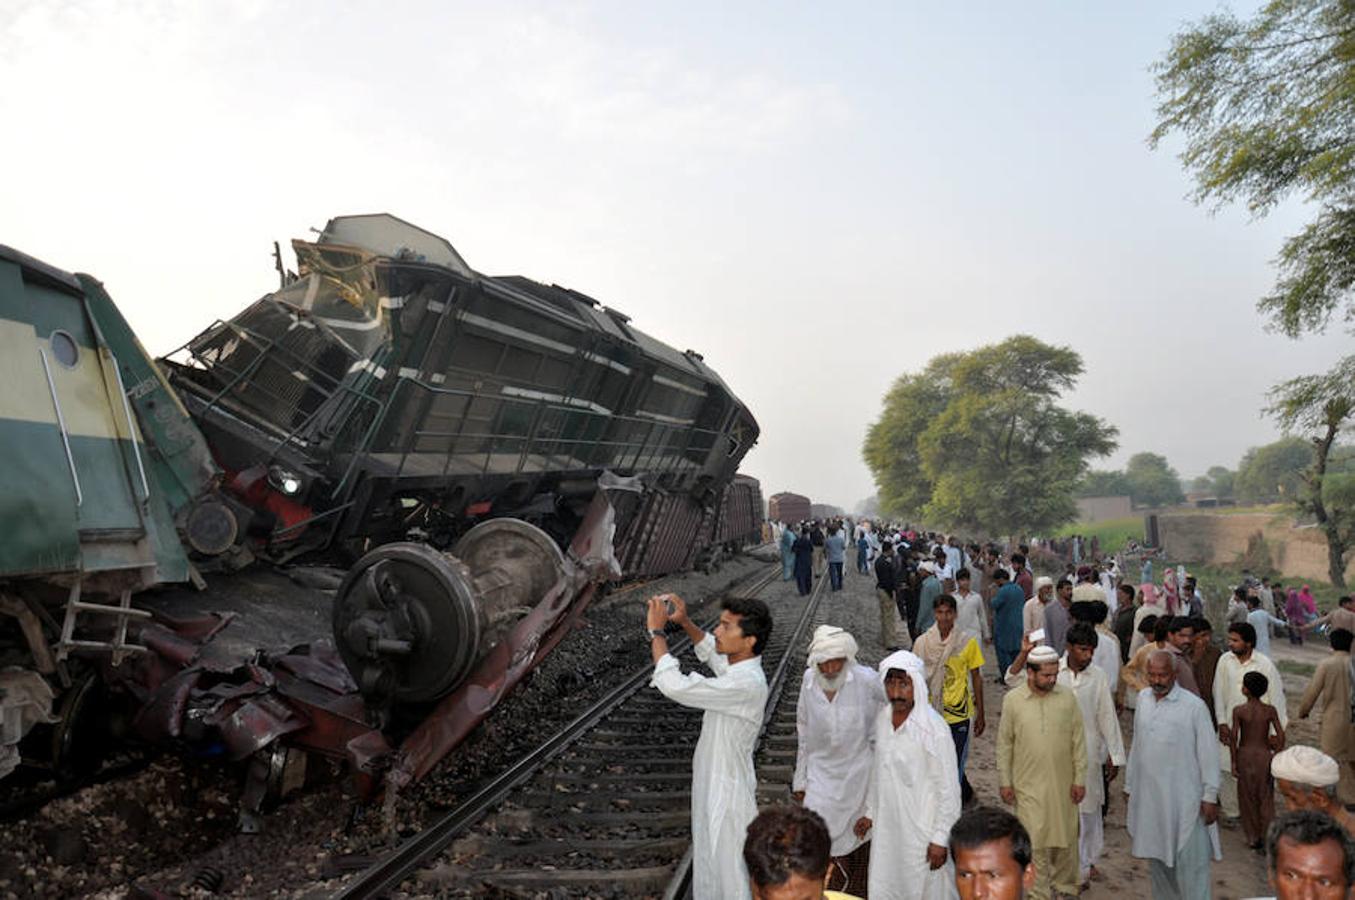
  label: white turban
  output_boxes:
[807,625,858,668]
[1028,645,1060,666]
[878,649,926,692]
[1272,746,1340,787]
[877,650,950,754]
[1034,576,1054,593]
[919,561,935,574]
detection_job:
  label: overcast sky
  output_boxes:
[4,1,1349,512]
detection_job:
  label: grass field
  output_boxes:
[1193,502,1290,517]
[1054,516,1144,555]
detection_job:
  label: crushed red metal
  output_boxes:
[110,493,620,806]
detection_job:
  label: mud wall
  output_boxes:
[1157,512,1352,584]
[1076,495,1133,524]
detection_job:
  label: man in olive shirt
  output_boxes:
[998,644,1086,900]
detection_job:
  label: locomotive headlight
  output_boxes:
[268,465,303,496]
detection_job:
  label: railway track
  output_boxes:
[336,561,815,898]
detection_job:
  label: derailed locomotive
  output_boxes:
[0,216,762,808]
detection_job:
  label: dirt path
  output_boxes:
[965,631,1341,898]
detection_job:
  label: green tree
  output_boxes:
[1153,2,1355,581]
[862,335,1117,535]
[1124,452,1185,507]
[1267,357,1355,587]
[862,353,960,518]
[1190,466,1236,497]
[1207,465,1235,499]
[1079,469,1131,497]
[1151,2,1355,336]
[1234,437,1316,503]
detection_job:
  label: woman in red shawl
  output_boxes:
[1286,586,1314,645]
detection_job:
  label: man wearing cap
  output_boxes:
[793,626,886,887]
[1002,626,1124,888]
[1125,650,1220,900]
[1071,567,1102,605]
[1023,577,1053,639]
[855,650,962,899]
[1214,622,1288,823]
[997,641,1086,900]
[1297,628,1355,805]
[1271,745,1355,835]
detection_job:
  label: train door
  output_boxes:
[0,251,151,578]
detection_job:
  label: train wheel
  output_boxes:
[452,518,566,616]
[333,543,482,705]
[48,670,111,779]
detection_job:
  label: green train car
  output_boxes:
[0,245,219,775]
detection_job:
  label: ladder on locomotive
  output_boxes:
[55,581,150,667]
[43,339,155,666]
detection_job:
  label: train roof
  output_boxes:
[313,214,737,398]
[491,274,729,392]
[0,244,84,295]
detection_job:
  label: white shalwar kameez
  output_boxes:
[1057,657,1126,880]
[865,652,961,900]
[651,633,768,900]
[1091,628,1121,699]
[956,590,990,644]
[1100,571,1119,615]
[793,664,885,856]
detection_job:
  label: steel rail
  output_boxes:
[660,567,827,900]
[335,561,780,900]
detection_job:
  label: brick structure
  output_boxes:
[1156,511,1355,584]
[1075,495,1133,524]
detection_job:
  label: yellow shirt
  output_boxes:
[825,892,863,900]
[941,637,985,724]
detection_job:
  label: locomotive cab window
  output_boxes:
[50,330,79,368]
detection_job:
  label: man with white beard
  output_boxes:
[793,626,886,891]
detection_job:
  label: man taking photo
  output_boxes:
[648,592,772,900]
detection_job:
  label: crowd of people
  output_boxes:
[646,524,1355,899]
